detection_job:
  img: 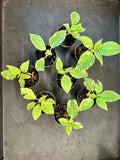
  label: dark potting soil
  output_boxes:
[36,91,56,114]
[54,104,70,124]
[77,88,96,105]
[75,43,88,60]
[56,73,76,89]
[25,66,39,87]
[58,26,76,47]
[35,45,56,66]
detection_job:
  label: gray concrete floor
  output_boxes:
[1,0,120,159]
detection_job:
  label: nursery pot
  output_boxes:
[23,66,39,87]
[54,104,70,124]
[58,26,76,48]
[77,88,96,106]
[35,45,56,67]
[36,91,56,114]
[74,43,88,61]
[56,72,76,89]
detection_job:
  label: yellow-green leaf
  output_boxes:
[32,104,41,120]
[61,75,72,93]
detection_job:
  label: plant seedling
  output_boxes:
[30,30,67,71]
[21,88,55,120]
[59,99,83,135]
[77,36,120,66]
[1,60,32,88]
[63,11,86,39]
[56,57,88,93]
[79,78,120,111]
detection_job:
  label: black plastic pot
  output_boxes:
[56,73,76,89]
[36,91,56,114]
[54,103,70,124]
[77,88,96,106]
[58,26,76,48]
[35,45,56,67]
[74,43,88,61]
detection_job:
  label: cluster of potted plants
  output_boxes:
[1,11,120,135]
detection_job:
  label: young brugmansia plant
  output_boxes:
[79,78,120,111]
[56,57,88,93]
[1,60,38,88]
[21,88,55,120]
[30,30,66,71]
[59,99,83,135]
[63,11,86,39]
[75,36,120,66]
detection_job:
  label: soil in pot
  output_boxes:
[35,45,56,66]
[25,66,39,87]
[56,73,76,89]
[54,104,70,124]
[77,88,96,105]
[36,91,56,114]
[75,43,88,60]
[58,26,76,47]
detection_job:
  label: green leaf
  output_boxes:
[71,32,80,40]
[58,70,65,74]
[63,23,71,33]
[94,51,103,66]
[72,122,83,129]
[94,39,103,50]
[96,97,108,111]
[75,23,86,33]
[30,33,46,51]
[32,104,41,120]
[69,118,73,124]
[59,118,68,126]
[67,99,78,119]
[83,78,95,91]
[27,102,36,110]
[71,24,85,33]
[76,51,95,71]
[70,68,88,79]
[70,11,80,25]
[100,41,120,56]
[79,98,94,111]
[20,74,31,79]
[18,77,25,88]
[46,98,55,105]
[1,70,16,80]
[56,57,63,71]
[66,124,72,135]
[21,88,36,100]
[87,93,97,99]
[100,90,120,102]
[49,30,66,48]
[46,49,52,56]
[61,75,72,93]
[6,65,21,75]
[95,80,103,94]
[20,60,29,73]
[38,95,47,103]
[79,36,93,49]
[64,67,73,73]
[35,58,45,71]
[41,102,54,114]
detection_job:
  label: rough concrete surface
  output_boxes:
[1,0,120,160]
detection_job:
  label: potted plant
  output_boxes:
[30,30,67,71]
[58,11,86,47]
[54,99,83,135]
[74,36,120,66]
[78,78,120,111]
[56,57,88,93]
[1,60,39,88]
[21,88,56,120]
